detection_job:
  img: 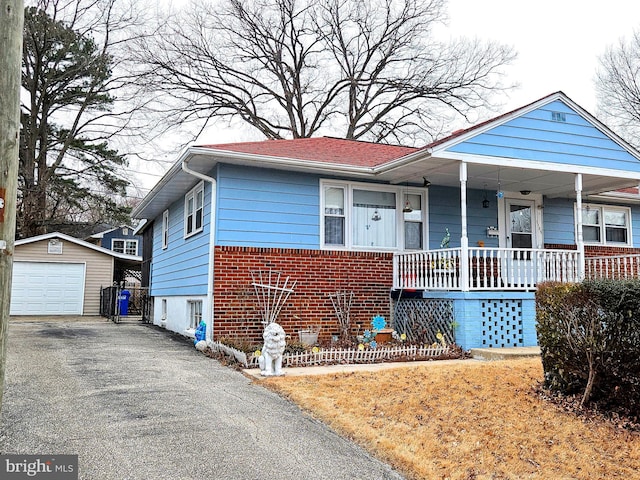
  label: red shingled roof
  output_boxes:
[197,136,419,167]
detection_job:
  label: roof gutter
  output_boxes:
[182,155,217,343]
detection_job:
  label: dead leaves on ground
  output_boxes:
[264,359,640,480]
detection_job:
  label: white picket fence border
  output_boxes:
[209,342,451,368]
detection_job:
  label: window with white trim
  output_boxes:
[188,300,203,329]
[580,204,632,246]
[321,180,426,250]
[403,193,423,250]
[185,181,204,238]
[162,209,169,249]
[324,186,345,246]
[112,239,138,255]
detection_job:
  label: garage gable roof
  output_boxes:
[15,232,142,261]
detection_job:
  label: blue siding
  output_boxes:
[150,181,211,297]
[448,100,640,173]
[543,196,640,247]
[543,197,576,245]
[100,227,142,255]
[216,164,320,248]
[428,186,499,249]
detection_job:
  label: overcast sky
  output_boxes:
[444,0,640,115]
[134,1,640,192]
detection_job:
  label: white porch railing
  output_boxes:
[585,254,640,280]
[394,247,581,291]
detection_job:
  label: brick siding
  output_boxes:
[213,246,394,343]
[545,243,640,256]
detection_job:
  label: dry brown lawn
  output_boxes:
[262,359,640,480]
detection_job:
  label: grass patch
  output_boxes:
[262,359,640,479]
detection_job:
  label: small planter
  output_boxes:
[298,328,319,345]
[374,328,395,344]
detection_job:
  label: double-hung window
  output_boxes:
[321,181,425,250]
[581,204,632,246]
[112,239,138,255]
[185,182,204,238]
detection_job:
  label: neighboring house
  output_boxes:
[131,92,640,350]
[11,232,141,316]
[86,225,143,256]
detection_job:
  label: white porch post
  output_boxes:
[460,162,470,291]
[575,173,585,280]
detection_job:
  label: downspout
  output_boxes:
[182,157,216,343]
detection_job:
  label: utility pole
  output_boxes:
[0,0,24,412]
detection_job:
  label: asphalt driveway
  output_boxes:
[0,319,402,479]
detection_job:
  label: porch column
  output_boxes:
[460,162,470,291]
[575,173,585,280]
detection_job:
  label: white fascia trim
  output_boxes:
[370,149,433,176]
[131,147,191,218]
[15,232,142,261]
[435,151,640,180]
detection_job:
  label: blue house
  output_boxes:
[131,92,640,349]
[86,225,143,257]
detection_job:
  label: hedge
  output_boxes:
[536,280,640,417]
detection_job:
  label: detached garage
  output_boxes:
[11,232,141,316]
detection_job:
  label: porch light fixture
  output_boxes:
[403,182,413,213]
[520,190,531,196]
[482,184,490,208]
[423,177,431,188]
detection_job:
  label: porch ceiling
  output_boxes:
[384,156,640,198]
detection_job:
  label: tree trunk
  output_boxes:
[581,352,597,407]
[0,0,24,412]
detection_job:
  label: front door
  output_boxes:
[507,200,535,250]
[505,199,537,287]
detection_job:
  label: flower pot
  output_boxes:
[375,328,394,344]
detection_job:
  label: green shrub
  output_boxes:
[536,280,640,417]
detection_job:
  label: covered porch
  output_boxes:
[387,154,640,292]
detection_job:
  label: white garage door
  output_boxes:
[10,262,85,315]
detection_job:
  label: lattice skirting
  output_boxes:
[480,299,524,348]
[392,298,455,345]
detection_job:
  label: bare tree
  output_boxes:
[134,0,516,145]
[596,30,640,148]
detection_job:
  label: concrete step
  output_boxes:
[470,346,541,361]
